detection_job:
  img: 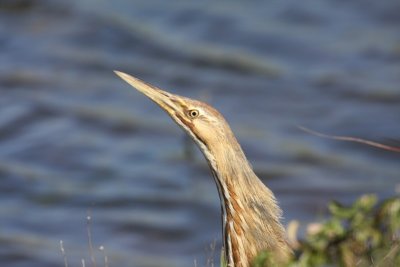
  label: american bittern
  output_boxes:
[115,71,292,267]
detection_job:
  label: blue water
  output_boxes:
[0,0,399,266]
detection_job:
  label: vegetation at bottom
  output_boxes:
[251,194,400,267]
[61,194,399,267]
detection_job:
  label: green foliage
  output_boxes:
[252,251,277,267]
[253,194,400,267]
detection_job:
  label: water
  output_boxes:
[0,0,399,266]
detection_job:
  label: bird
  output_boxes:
[114,71,292,267]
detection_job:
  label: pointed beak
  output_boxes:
[114,70,178,115]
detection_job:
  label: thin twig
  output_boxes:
[297,126,400,153]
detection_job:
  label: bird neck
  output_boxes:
[205,137,289,266]
[208,138,269,204]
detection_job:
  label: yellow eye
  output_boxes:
[188,109,199,118]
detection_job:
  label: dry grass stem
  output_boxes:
[60,240,69,267]
[99,245,109,267]
[286,220,300,249]
[86,211,97,267]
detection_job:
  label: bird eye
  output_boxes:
[188,109,199,118]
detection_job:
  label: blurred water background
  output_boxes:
[0,0,399,266]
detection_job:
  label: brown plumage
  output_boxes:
[115,71,292,267]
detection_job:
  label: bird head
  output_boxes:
[114,71,236,158]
